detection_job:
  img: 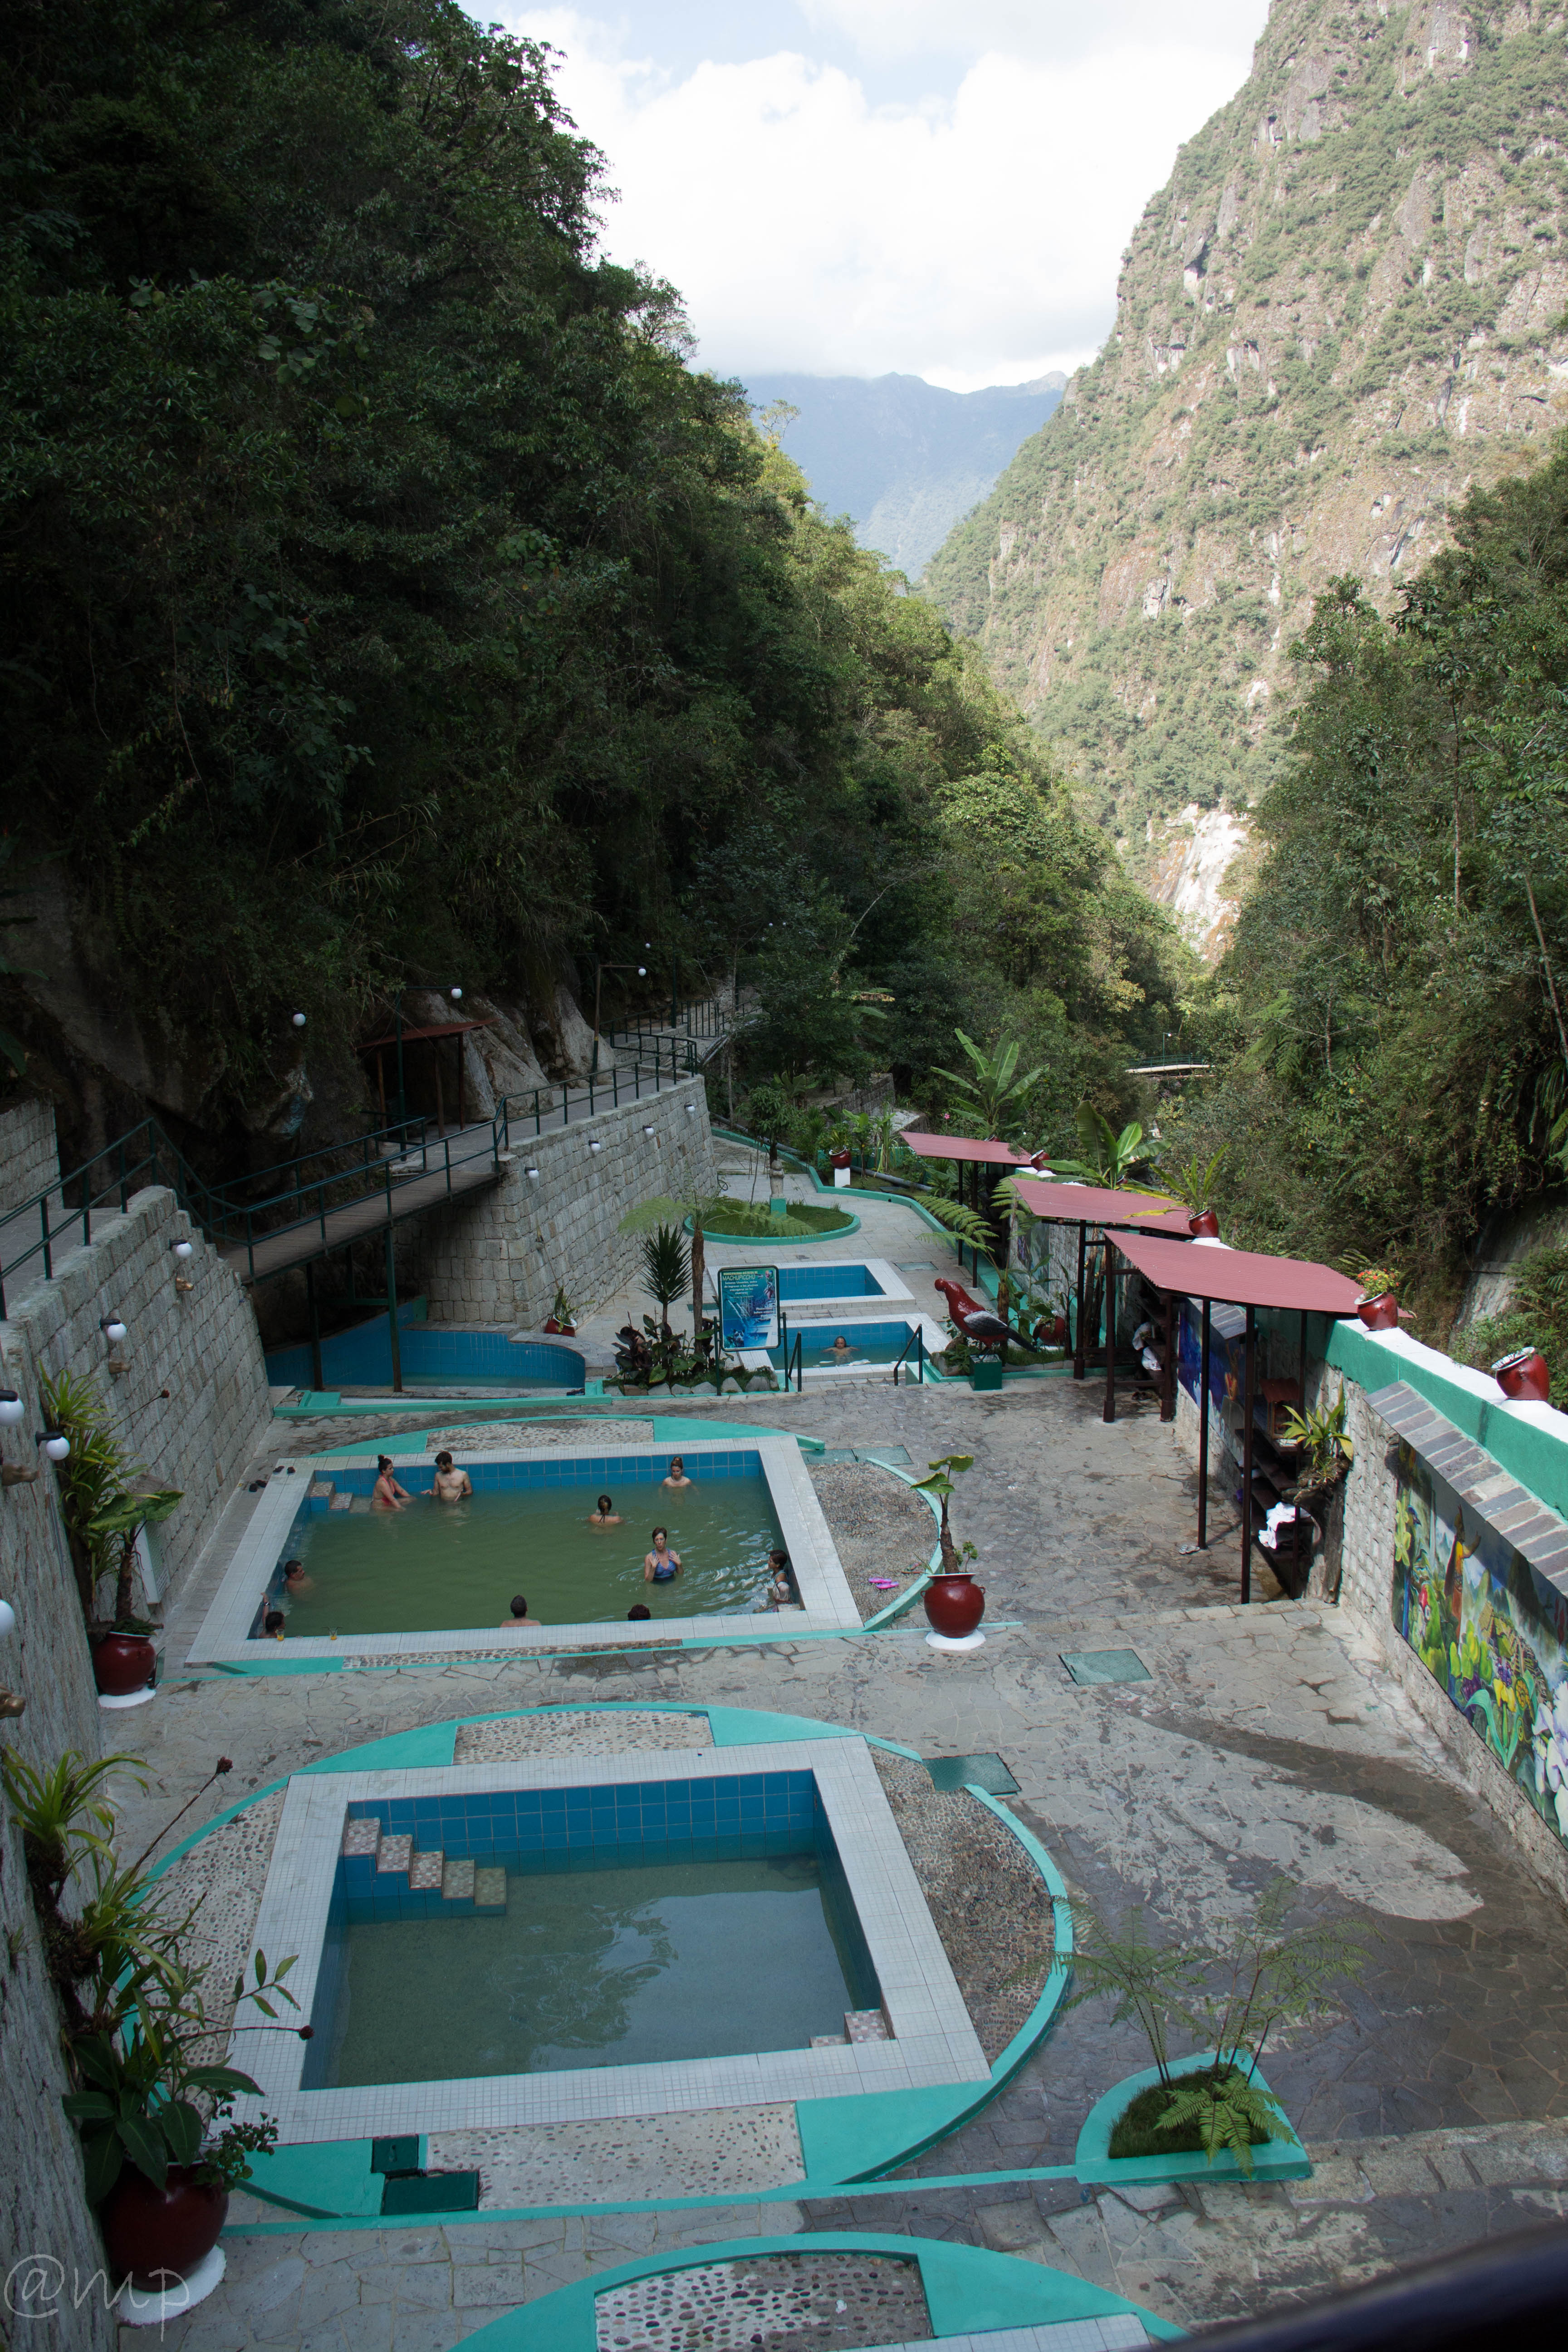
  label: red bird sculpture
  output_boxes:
[933,1277,1038,1355]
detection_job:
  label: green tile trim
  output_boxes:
[1328,1319,1568,1520]
[449,2232,1183,2352]
[1073,2053,1310,2185]
[292,1415,828,1455]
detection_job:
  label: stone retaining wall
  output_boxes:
[0,1091,62,1239]
[414,1083,716,1325]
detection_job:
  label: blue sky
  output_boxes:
[499,2,1271,389]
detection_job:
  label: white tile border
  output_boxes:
[782,1312,948,1380]
[182,1438,860,1665]
[230,1737,987,2142]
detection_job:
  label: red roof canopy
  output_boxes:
[1009,1176,1187,1231]
[358,1018,496,1051]
[1113,1229,1365,1314]
[900,1132,1035,1166]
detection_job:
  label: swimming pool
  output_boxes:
[186,1438,862,1664]
[233,1739,989,2141]
[265,1313,584,1393]
[263,1469,784,1637]
[308,1774,880,2087]
[770,1315,949,1378]
[773,1259,912,1307]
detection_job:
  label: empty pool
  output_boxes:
[265,1313,584,1393]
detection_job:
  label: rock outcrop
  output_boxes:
[928,0,1568,954]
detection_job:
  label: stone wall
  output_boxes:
[415,1083,717,1325]
[0,1092,62,1240]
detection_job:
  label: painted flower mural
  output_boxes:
[1393,1439,1568,1848]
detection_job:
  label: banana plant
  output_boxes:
[931,1030,1043,1140]
[1053,1107,1149,1190]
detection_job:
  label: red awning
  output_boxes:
[1113,1229,1365,1314]
[900,1132,1036,1166]
[357,1018,496,1051]
[1009,1176,1187,1230]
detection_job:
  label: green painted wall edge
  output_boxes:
[454,2231,1183,2352]
[1073,2053,1310,2186]
[1328,1319,1568,1519]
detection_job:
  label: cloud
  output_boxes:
[502,8,1261,387]
[799,0,1268,69]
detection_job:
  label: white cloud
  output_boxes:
[799,0,1267,68]
[502,8,1261,386]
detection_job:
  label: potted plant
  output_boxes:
[911,1455,985,1641]
[1277,1390,1353,1497]
[39,1371,181,1704]
[1493,1346,1551,1402]
[3,1749,303,2309]
[1350,1262,1404,1330]
[543,1283,578,1336]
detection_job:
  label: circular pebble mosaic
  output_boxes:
[595,2254,932,2352]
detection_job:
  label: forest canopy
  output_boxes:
[0,0,1187,1155]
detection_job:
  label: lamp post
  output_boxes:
[591,961,647,1076]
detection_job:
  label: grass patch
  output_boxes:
[1107,2070,1268,2160]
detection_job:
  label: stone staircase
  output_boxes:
[341,1815,506,1912]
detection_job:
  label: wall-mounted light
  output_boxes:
[39,1432,70,1462]
[642,1125,655,1138]
[0,1594,20,1717]
[525,1166,540,1181]
[637,965,647,977]
[101,1315,128,1343]
[171,1240,194,1261]
[0,1599,14,1637]
[0,1391,22,1428]
[450,987,463,1002]
[684,1102,696,1116]
[292,1012,307,1029]
[588,1137,603,1154]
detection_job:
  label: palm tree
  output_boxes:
[930,1031,1044,1141]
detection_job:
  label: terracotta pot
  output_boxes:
[92,1631,156,1698]
[99,2165,228,2289]
[1356,1292,1399,1331]
[543,1318,576,1337]
[1493,1347,1550,1403]
[828,1148,852,1169]
[924,1571,985,1639]
[1188,1208,1220,1238]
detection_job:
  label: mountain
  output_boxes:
[741,372,1065,575]
[926,0,1568,955]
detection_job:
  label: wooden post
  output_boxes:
[1198,1298,1211,1550]
[1074,1219,1087,1380]
[1102,1236,1117,1424]
[306,1260,323,1392]
[385,1226,403,1395]
[1241,1305,1256,1603]
[1159,1288,1176,1421]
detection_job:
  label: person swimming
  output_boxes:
[661,1456,693,1490]
[587,1493,622,1526]
[501,1593,540,1627]
[282,1558,312,1593]
[823,1336,854,1362]
[644,1527,682,1583]
[372,1456,410,1510]
[431,1450,472,1502]
[627,1602,652,1620]
[763,1549,794,1609]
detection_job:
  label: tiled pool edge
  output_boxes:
[230,1737,989,2143]
[183,1437,860,1665]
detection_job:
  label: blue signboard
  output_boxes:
[718,1264,780,1350]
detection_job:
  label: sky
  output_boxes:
[497,1,1272,391]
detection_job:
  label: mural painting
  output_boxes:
[1393,1439,1568,1845]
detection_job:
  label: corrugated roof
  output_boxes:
[900,1132,1036,1166]
[1009,1176,1187,1230]
[1114,1229,1365,1313]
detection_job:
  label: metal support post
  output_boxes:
[1102,1236,1117,1424]
[1198,1298,1211,1550]
[385,1226,403,1395]
[1073,1219,1087,1379]
[306,1260,323,1392]
[1241,1305,1256,1603]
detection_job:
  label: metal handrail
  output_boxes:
[891,1325,926,1386]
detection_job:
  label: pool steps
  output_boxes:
[812,2008,892,2049]
[309,1478,368,1513]
[342,1816,507,1914]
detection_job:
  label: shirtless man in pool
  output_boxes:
[431,1451,472,1502]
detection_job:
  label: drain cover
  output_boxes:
[1060,1648,1152,1686]
[381,2171,480,2215]
[923,1752,1019,1794]
[370,2135,420,2175]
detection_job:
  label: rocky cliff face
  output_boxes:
[928,0,1568,954]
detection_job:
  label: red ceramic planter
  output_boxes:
[1188,1208,1220,1238]
[1356,1292,1399,1331]
[99,2166,227,2289]
[543,1318,576,1337]
[828,1148,852,1170]
[1493,1348,1550,1403]
[924,1571,985,1639]
[92,1631,156,1698]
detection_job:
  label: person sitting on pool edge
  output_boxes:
[282,1558,312,1594]
[501,1594,540,1627]
[627,1602,652,1620]
[644,1528,681,1583]
[372,1456,411,1510]
[661,1455,693,1490]
[587,1493,622,1526]
[264,1610,286,1639]
[431,1451,472,1502]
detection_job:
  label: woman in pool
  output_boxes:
[661,1456,693,1490]
[372,1456,411,1511]
[644,1528,682,1583]
[587,1494,622,1527]
[823,1336,854,1363]
[431,1450,472,1502]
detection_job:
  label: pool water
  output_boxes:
[320,1847,876,2084]
[272,1477,783,1636]
[777,1264,888,1301]
[771,1320,921,1371]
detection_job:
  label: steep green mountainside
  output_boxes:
[927,0,1568,948]
[740,372,1064,576]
